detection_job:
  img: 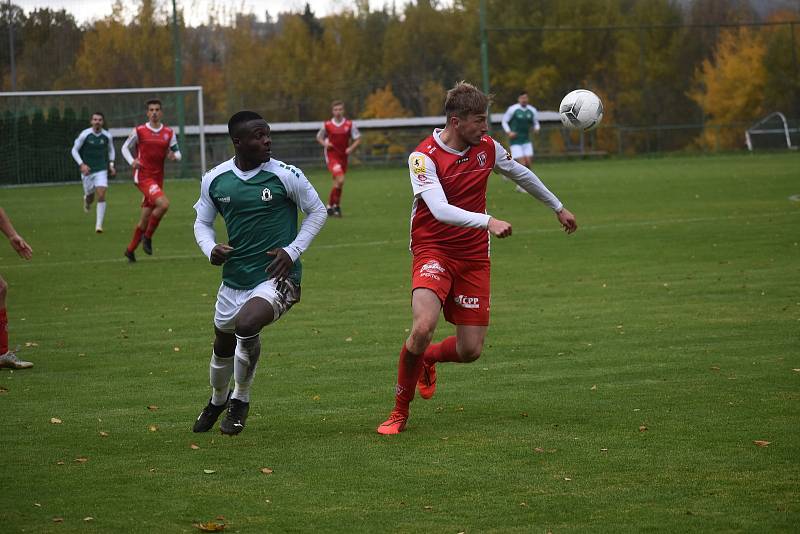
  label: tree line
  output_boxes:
[1,0,798,152]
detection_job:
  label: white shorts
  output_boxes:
[214,279,301,333]
[82,170,108,195]
[510,142,534,159]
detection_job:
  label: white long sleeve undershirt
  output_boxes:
[419,186,491,229]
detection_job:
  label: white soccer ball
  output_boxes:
[559,89,604,131]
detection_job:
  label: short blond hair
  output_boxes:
[444,81,492,120]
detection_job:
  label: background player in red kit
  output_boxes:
[377,82,578,435]
[316,100,361,217]
[121,99,182,262]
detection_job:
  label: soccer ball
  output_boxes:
[559,89,604,131]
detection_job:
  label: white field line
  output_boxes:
[1,211,796,270]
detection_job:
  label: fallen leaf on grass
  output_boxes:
[83,517,94,522]
[203,469,216,474]
[147,405,158,411]
[590,385,597,390]
[639,425,648,432]
[174,347,181,352]
[710,366,721,371]
[534,447,544,453]
[52,517,64,523]
[564,477,572,481]
[34,503,41,507]
[753,440,771,448]
[519,502,528,507]
[25,341,38,347]
[792,368,800,373]
[74,457,88,463]
[57,461,65,465]
[423,505,433,511]
[190,444,200,450]
[0,386,8,394]
[50,417,62,424]
[99,431,109,437]
[148,425,158,432]
[344,337,352,342]
[260,467,273,475]
[520,412,528,417]
[193,521,226,532]
[600,448,609,452]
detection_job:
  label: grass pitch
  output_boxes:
[0,153,798,533]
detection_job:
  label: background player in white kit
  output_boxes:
[71,112,115,233]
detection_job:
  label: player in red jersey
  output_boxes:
[0,207,34,370]
[377,82,578,435]
[121,99,182,262]
[316,100,361,217]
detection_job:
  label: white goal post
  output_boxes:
[745,111,798,151]
[0,85,207,177]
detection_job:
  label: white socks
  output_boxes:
[209,352,234,406]
[232,334,261,403]
[96,201,106,229]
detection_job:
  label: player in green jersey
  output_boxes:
[191,111,328,435]
[71,112,115,233]
[501,92,540,192]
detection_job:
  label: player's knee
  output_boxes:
[458,341,484,362]
[159,197,170,211]
[409,323,435,348]
[235,314,270,338]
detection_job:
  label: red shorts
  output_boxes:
[136,177,165,208]
[326,153,348,177]
[411,255,491,326]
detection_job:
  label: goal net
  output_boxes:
[0,86,205,186]
[745,112,799,151]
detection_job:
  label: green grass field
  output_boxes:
[1,153,798,533]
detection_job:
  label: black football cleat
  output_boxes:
[333,206,342,218]
[220,398,250,435]
[193,397,229,433]
[124,249,136,263]
[142,236,153,255]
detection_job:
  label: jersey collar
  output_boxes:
[330,117,347,127]
[228,157,267,181]
[145,122,164,133]
[432,128,470,156]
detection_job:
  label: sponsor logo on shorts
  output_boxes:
[216,196,230,203]
[419,260,445,280]
[454,294,480,309]
[476,151,487,167]
[261,188,272,202]
[148,183,161,195]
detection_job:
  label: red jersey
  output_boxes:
[408,131,498,261]
[128,123,178,183]
[319,118,360,161]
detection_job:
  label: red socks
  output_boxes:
[328,184,342,207]
[423,336,460,363]
[144,215,162,239]
[393,344,424,416]
[0,308,7,355]
[127,227,144,253]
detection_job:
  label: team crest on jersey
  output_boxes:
[411,154,426,174]
[261,188,272,202]
[476,151,487,167]
[163,133,169,141]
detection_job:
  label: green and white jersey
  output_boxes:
[71,128,115,173]
[193,157,327,290]
[501,104,539,145]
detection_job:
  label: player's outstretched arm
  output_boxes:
[0,207,33,260]
[556,208,578,234]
